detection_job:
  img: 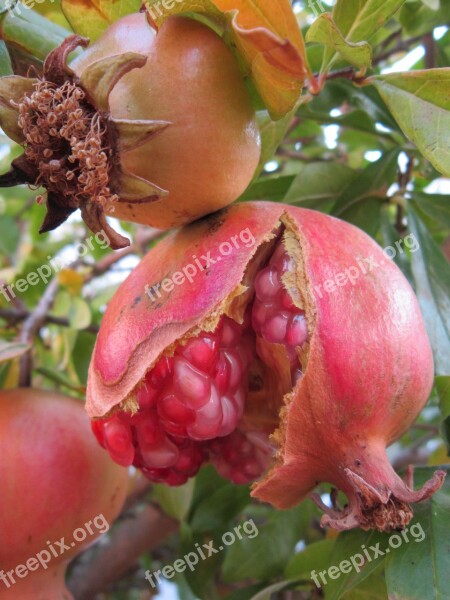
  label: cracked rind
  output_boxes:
[87,200,440,531]
[87,201,286,418]
[251,205,438,529]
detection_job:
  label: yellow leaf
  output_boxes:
[61,0,141,41]
[58,269,84,294]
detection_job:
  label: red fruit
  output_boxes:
[0,389,129,599]
[0,13,260,248]
[87,201,444,531]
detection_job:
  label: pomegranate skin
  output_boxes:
[71,13,261,230]
[87,201,443,531]
[0,389,129,599]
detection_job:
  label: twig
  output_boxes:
[423,32,436,69]
[67,504,178,599]
[393,431,438,471]
[86,227,164,283]
[18,277,59,386]
[0,308,99,334]
[373,34,424,65]
[395,155,414,235]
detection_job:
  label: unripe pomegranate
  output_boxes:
[0,389,129,599]
[87,201,444,532]
[0,13,261,248]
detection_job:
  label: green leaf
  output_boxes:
[332,149,400,216]
[306,13,372,69]
[321,0,406,71]
[190,471,250,533]
[285,162,357,210]
[0,40,13,76]
[249,580,295,600]
[1,9,70,61]
[342,570,387,599]
[154,479,195,521]
[0,340,29,364]
[223,584,266,600]
[61,0,141,41]
[384,466,450,600]
[323,529,390,599]
[399,0,450,35]
[239,175,295,203]
[408,203,450,375]
[256,108,296,175]
[0,215,20,256]
[222,500,317,582]
[337,195,383,237]
[411,191,450,228]
[35,367,86,393]
[436,376,450,450]
[371,69,450,177]
[285,539,335,580]
[379,205,414,285]
[68,297,92,330]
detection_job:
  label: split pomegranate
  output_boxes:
[0,389,129,599]
[87,201,444,532]
[0,13,261,248]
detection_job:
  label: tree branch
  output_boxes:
[18,277,59,386]
[67,504,178,599]
[0,308,99,334]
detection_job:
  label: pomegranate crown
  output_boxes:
[0,35,171,249]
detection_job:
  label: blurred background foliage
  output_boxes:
[0,0,449,599]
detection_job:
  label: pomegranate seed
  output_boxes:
[158,393,196,428]
[91,420,106,448]
[262,312,290,344]
[103,420,135,467]
[179,334,219,372]
[140,434,179,469]
[215,353,231,394]
[187,385,222,440]
[221,317,242,347]
[286,314,308,347]
[137,381,159,411]
[173,357,212,408]
[255,266,280,302]
[223,350,243,391]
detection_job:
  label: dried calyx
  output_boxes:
[0,35,168,249]
[87,202,445,532]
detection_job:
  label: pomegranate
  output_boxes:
[0,389,129,599]
[87,201,444,532]
[0,13,261,248]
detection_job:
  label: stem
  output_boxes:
[0,308,99,334]
[18,277,59,387]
